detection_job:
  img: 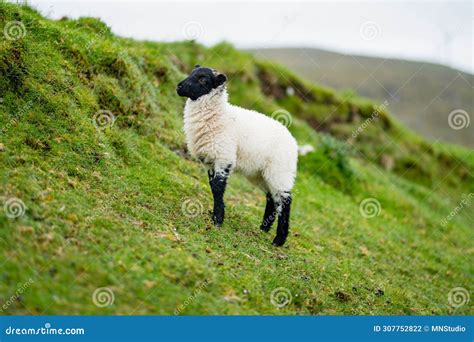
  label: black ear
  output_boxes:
[214,73,227,87]
[194,64,201,69]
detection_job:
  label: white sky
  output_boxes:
[25,0,473,73]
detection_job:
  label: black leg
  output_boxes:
[272,192,292,246]
[208,165,231,227]
[260,192,276,232]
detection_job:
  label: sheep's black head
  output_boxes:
[176,65,227,100]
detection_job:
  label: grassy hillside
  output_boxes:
[249,48,474,148]
[0,3,473,315]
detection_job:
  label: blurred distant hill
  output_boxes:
[248,48,474,148]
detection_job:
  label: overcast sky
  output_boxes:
[26,0,473,73]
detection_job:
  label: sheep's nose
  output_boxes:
[176,82,185,96]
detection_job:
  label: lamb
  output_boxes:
[176,65,298,246]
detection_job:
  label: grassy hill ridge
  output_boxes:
[0,3,473,315]
[248,47,474,148]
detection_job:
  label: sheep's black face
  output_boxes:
[176,65,227,101]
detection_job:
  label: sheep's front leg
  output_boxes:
[208,164,232,227]
[272,191,292,246]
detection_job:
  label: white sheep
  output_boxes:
[177,65,298,246]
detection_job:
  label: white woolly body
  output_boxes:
[183,87,298,195]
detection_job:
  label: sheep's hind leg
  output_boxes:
[260,192,276,232]
[208,164,232,227]
[272,191,292,246]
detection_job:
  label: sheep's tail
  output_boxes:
[298,144,315,156]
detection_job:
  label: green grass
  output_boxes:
[0,3,473,315]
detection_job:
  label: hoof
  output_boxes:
[212,215,223,228]
[272,236,286,247]
[260,225,270,233]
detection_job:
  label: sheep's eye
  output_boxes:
[198,76,207,84]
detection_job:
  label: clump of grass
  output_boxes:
[299,134,356,194]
